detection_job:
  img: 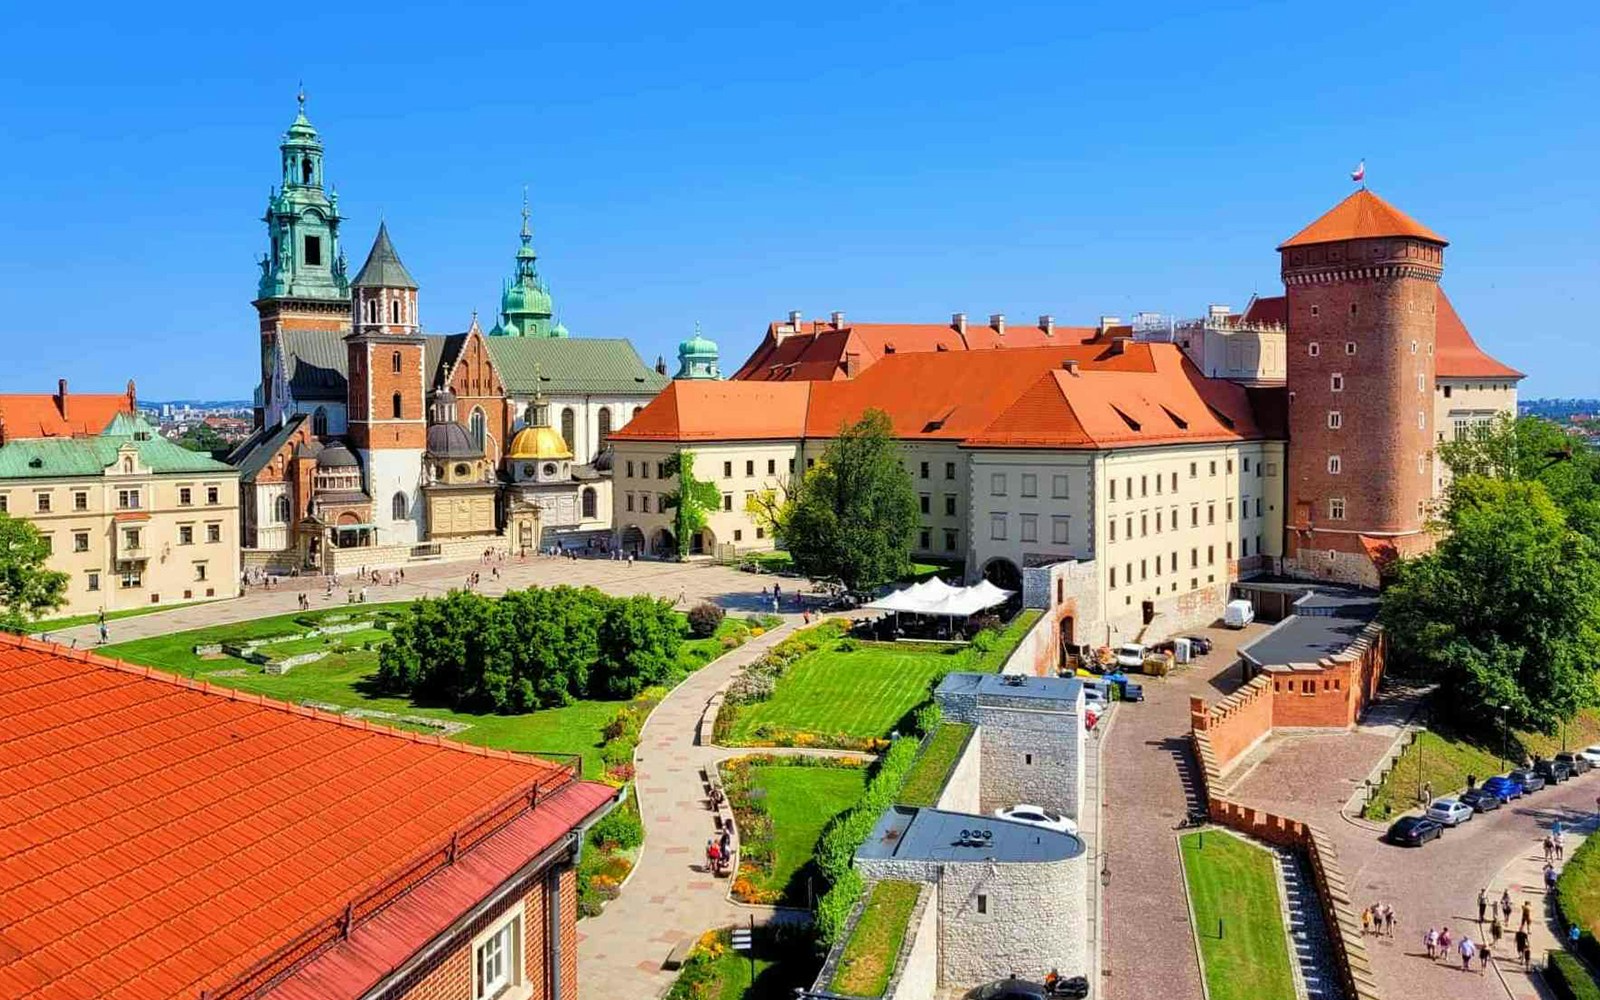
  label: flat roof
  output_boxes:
[1239,587,1380,667]
[857,806,1085,864]
[936,671,1082,705]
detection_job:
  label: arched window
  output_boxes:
[391,299,401,324]
[560,408,576,452]
[274,495,291,523]
[391,492,407,520]
[391,393,403,419]
[312,406,328,437]
[391,350,401,373]
[301,157,313,184]
[470,408,486,450]
[633,406,643,419]
[597,408,613,446]
[582,487,597,519]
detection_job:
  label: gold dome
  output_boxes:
[508,424,572,460]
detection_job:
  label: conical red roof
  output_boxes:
[1279,189,1446,249]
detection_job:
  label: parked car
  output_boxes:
[1535,759,1572,784]
[972,976,1089,1000]
[1459,788,1505,813]
[1556,752,1593,776]
[1425,798,1474,827]
[1183,635,1215,656]
[1223,600,1255,628]
[1510,768,1547,792]
[994,805,1080,836]
[1386,815,1444,847]
[1120,681,1145,703]
[1482,774,1526,800]
[1114,643,1147,669]
[1579,745,1600,767]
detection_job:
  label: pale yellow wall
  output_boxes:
[966,450,1094,578]
[1,463,241,618]
[612,440,801,552]
[1432,377,1519,497]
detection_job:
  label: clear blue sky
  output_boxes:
[1,1,1595,400]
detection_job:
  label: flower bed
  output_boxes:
[720,755,869,906]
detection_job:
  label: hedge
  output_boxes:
[1548,952,1600,1000]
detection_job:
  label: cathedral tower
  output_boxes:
[489,194,567,338]
[346,223,426,545]
[253,92,350,425]
[1280,189,1446,586]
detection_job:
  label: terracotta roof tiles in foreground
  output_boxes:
[0,634,617,1000]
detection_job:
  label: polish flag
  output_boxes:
[1351,159,1366,183]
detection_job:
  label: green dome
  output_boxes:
[502,281,552,316]
[499,318,521,337]
[679,333,718,355]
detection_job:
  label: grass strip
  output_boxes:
[1179,830,1296,1000]
[829,880,921,997]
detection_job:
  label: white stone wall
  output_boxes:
[933,729,981,814]
[248,481,291,552]
[886,886,939,1000]
[966,450,1094,582]
[977,699,1084,821]
[361,448,424,545]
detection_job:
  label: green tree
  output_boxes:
[1440,414,1600,539]
[1381,475,1600,731]
[784,409,918,592]
[177,423,229,457]
[0,513,69,633]
[595,595,682,698]
[661,450,721,559]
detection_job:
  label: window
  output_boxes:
[195,563,208,582]
[312,406,329,436]
[474,912,522,1000]
[944,529,957,551]
[1417,411,1426,430]
[1109,520,1117,542]
[977,894,988,915]
[1109,479,1117,501]
[73,531,89,553]
[945,495,957,517]
[304,234,322,266]
[1226,500,1234,522]
[746,460,755,477]
[1329,498,1346,520]
[1140,475,1148,497]
[990,513,1007,540]
[722,493,732,511]
[657,462,666,479]
[179,487,193,506]
[73,491,88,511]
[206,523,221,544]
[1242,458,1250,473]
[1227,541,1233,559]
[1110,566,1118,588]
[767,459,776,475]
[470,409,487,450]
[788,458,795,474]
[597,408,613,446]
[1351,303,1359,316]
[391,350,402,373]
[1328,411,1342,429]
[391,393,403,419]
[1255,498,1262,517]
[119,564,142,589]
[723,461,733,478]
[1053,475,1069,499]
[919,461,930,479]
[990,473,1006,496]
[1021,473,1037,497]
[561,409,576,451]
[179,525,194,546]
[40,535,53,555]
[919,529,931,549]
[1330,373,1344,392]
[1190,548,1198,568]
[122,528,140,550]
[1443,384,1453,399]
[1020,514,1037,543]
[1227,458,1234,474]
[807,458,815,469]
[391,299,401,324]
[945,461,956,480]
[641,494,650,513]
[1346,341,1357,355]
[1311,304,1319,317]
[391,493,407,521]
[626,493,635,512]
[87,572,99,592]
[35,492,51,513]
[1052,517,1069,545]
[581,487,597,519]
[1140,513,1148,537]
[1207,545,1214,565]
[0,494,7,513]
[1191,506,1198,527]
[1308,342,1320,357]
[1189,461,1197,479]
[1171,471,1178,492]
[919,495,931,515]
[1209,461,1217,476]
[1140,558,1147,580]
[207,486,220,505]
[1327,455,1342,475]
[1207,503,1215,525]
[639,461,651,480]
[117,489,140,510]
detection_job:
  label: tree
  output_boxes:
[0,514,69,633]
[176,423,230,458]
[783,409,918,592]
[661,450,721,559]
[1440,414,1600,540]
[1380,475,1600,732]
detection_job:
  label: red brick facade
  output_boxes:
[255,298,352,421]
[1282,235,1444,585]
[347,338,428,451]
[444,329,515,466]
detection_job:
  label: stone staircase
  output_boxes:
[1277,847,1346,1000]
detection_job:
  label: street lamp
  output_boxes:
[1500,704,1511,770]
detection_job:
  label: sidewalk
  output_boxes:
[1486,820,1595,1000]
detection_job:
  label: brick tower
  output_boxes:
[253,91,350,427]
[346,223,426,545]
[1280,189,1447,587]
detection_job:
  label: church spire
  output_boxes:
[489,191,563,338]
[257,90,345,302]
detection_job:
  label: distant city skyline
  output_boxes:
[1,2,1595,398]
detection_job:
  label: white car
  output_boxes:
[1425,798,1474,827]
[1114,643,1147,669]
[994,804,1080,836]
[1579,745,1600,766]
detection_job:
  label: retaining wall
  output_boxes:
[1189,675,1274,774]
[934,728,981,815]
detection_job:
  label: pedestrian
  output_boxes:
[1546,863,1559,893]
[1491,912,1503,944]
[1515,927,1531,968]
[1545,835,1555,863]
[1438,927,1452,964]
[1384,904,1396,937]
[1557,830,1566,861]
[1459,935,1475,972]
[1424,780,1434,803]
[98,621,108,645]
[1425,927,1437,960]
[1479,940,1492,973]
[1521,900,1533,932]
[1502,889,1514,923]
[1478,888,1488,924]
[1362,907,1372,936]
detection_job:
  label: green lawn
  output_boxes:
[750,764,868,903]
[667,930,821,1000]
[830,880,920,996]
[100,601,746,777]
[727,643,963,744]
[1179,831,1296,1000]
[1556,830,1600,996]
[897,724,974,807]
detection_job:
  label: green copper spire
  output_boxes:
[257,89,348,303]
[675,322,721,379]
[489,190,565,338]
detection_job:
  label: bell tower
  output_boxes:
[346,223,425,545]
[253,90,350,426]
[1280,189,1446,586]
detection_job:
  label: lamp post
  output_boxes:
[1500,704,1511,770]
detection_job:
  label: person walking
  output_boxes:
[1515,927,1531,968]
[98,620,108,645]
[1478,888,1488,924]
[1458,935,1476,972]
[1491,912,1503,945]
[1425,927,1438,960]
[1545,835,1555,863]
[1479,940,1492,973]
[1502,888,1514,923]
[1546,862,1560,894]
[1556,829,1566,861]
[1362,907,1372,936]
[1521,900,1534,933]
[1439,927,1453,964]
[1384,904,1396,938]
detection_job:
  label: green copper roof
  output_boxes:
[352,222,418,289]
[485,338,669,396]
[0,416,234,480]
[490,196,564,337]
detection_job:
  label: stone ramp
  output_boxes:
[1277,847,1346,1000]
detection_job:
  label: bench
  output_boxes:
[663,936,697,970]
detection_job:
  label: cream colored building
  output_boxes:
[0,413,240,618]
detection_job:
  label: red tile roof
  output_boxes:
[1434,287,1523,380]
[1278,190,1446,249]
[730,320,1100,382]
[0,635,614,1000]
[0,384,137,445]
[1232,295,1286,328]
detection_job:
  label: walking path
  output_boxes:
[1485,821,1593,999]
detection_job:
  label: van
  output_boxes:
[1223,599,1255,629]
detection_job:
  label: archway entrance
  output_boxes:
[982,557,1023,592]
[621,525,645,555]
[652,527,677,557]
[690,528,716,555]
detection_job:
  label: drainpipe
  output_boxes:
[548,864,564,1000]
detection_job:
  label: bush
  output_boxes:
[590,808,645,852]
[1547,952,1600,1000]
[816,868,864,946]
[837,638,859,653]
[969,629,997,655]
[687,601,726,638]
[913,700,942,737]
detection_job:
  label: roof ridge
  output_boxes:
[0,632,572,771]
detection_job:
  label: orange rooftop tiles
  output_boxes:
[1278,189,1447,248]
[0,634,615,1000]
[0,382,137,445]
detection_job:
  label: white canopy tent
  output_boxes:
[864,578,1015,618]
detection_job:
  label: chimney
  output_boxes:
[990,313,1005,335]
[125,379,137,414]
[1208,304,1232,320]
[1109,337,1132,356]
[1061,359,1080,375]
[56,379,68,419]
[843,351,862,377]
[1039,314,1055,337]
[831,310,846,330]
[1098,315,1122,334]
[952,312,967,335]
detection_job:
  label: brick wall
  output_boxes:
[1188,675,1273,773]
[1265,623,1386,729]
[347,339,427,451]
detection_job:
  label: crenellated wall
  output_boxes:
[1189,675,1274,774]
